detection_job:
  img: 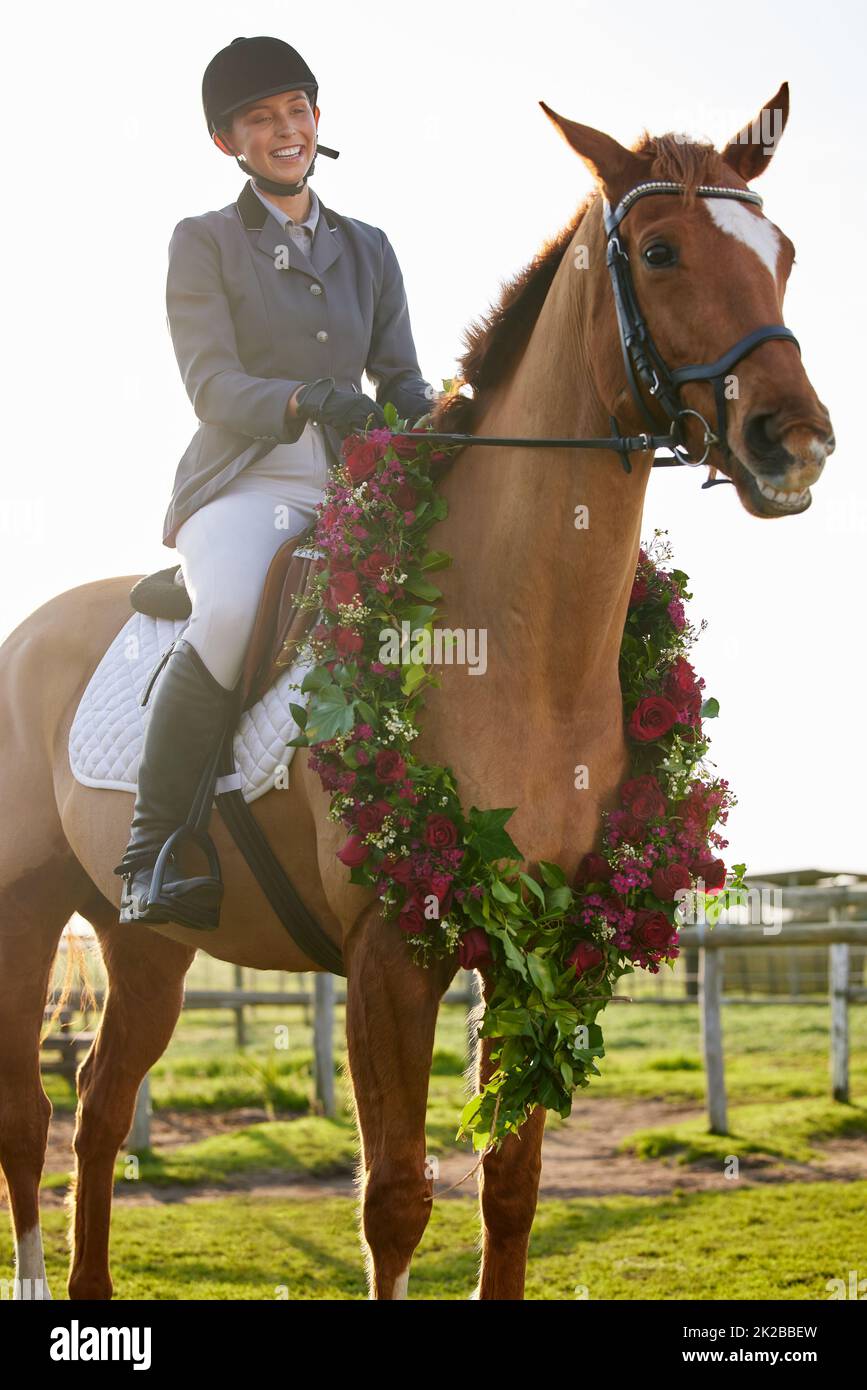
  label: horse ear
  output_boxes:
[720,82,790,180]
[539,101,641,196]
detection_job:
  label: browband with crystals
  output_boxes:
[604,182,764,234]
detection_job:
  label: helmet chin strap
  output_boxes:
[234,148,318,196]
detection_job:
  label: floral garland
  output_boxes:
[288,403,746,1150]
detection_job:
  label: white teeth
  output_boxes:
[273,146,302,157]
[756,480,810,507]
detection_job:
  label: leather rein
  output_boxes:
[402,181,801,491]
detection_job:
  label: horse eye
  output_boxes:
[643,242,677,267]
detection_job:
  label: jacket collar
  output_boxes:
[235,178,341,278]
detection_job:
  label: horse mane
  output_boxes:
[432,134,725,434]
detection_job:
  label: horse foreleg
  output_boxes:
[474,1017,547,1300]
[66,893,194,1300]
[344,905,455,1299]
[0,853,88,1300]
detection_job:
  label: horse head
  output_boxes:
[540,83,835,517]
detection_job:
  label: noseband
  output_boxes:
[402,181,801,490]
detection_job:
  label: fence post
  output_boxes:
[829,923,850,1102]
[127,1074,152,1152]
[313,972,335,1118]
[233,965,246,1048]
[699,942,727,1134]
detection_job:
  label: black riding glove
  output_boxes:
[294,377,387,436]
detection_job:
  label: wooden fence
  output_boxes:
[43,886,866,1149]
[683,885,867,1132]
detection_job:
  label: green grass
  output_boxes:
[43,997,867,1117]
[622,1097,867,1165]
[37,992,867,1191]
[9,1183,865,1300]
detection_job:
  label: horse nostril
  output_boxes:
[744,413,781,460]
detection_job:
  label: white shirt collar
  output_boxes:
[250,180,320,234]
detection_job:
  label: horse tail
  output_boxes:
[44,923,99,1035]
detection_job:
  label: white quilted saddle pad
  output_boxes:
[68,609,314,805]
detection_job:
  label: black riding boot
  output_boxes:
[112,636,236,931]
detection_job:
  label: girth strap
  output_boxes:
[213,722,346,976]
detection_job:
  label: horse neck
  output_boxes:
[440,201,652,698]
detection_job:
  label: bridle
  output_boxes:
[402,181,801,489]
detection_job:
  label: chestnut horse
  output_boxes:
[0,84,833,1300]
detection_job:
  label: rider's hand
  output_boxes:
[293,377,387,436]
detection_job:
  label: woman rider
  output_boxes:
[113,35,436,931]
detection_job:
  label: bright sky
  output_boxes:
[3,0,864,875]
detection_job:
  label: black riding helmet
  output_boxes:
[202,35,339,195]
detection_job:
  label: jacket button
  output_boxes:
[310,283,322,295]
[316,329,328,342]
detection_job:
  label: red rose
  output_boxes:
[573,853,612,887]
[689,857,726,891]
[336,835,369,868]
[327,570,362,608]
[632,909,677,952]
[629,575,649,608]
[398,896,430,935]
[627,695,679,742]
[665,656,698,699]
[424,814,458,850]
[618,813,645,844]
[567,940,604,978]
[355,799,392,834]
[358,549,391,581]
[621,774,667,822]
[344,439,384,483]
[420,871,454,911]
[374,749,407,783]
[391,432,426,459]
[458,927,493,969]
[383,854,414,885]
[334,627,363,658]
[391,480,418,510]
[651,863,692,901]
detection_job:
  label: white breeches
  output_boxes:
[174,423,329,691]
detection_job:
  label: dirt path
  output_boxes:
[24,1097,867,1208]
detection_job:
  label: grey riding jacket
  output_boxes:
[162,177,434,547]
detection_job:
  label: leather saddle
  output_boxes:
[128,526,326,711]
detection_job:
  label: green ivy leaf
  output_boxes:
[305,687,356,743]
[401,661,428,696]
[300,666,333,693]
[420,550,452,572]
[527,953,555,998]
[545,885,574,915]
[519,871,546,908]
[700,697,720,719]
[467,807,523,863]
[538,860,567,888]
[289,702,308,729]
[403,571,443,601]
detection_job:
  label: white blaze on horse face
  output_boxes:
[704,198,781,281]
[13,1226,52,1300]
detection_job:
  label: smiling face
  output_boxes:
[217,88,319,184]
